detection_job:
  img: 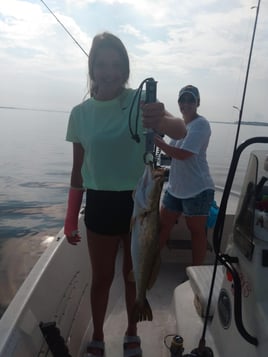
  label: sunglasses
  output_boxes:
[178,96,196,104]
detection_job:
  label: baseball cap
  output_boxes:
[178,85,200,103]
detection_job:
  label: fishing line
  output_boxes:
[194,1,262,354]
[39,2,159,162]
[0,106,68,113]
[232,5,254,111]
[232,0,261,155]
[3,1,89,113]
[39,0,88,57]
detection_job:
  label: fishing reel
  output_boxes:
[164,335,214,357]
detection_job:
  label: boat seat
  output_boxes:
[186,265,224,318]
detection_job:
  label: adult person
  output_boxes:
[152,85,215,266]
[64,32,186,357]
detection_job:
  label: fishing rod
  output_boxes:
[41,5,159,164]
[164,2,264,357]
[185,2,263,356]
[232,0,261,154]
[2,2,89,114]
[39,0,88,57]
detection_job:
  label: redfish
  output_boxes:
[130,163,165,322]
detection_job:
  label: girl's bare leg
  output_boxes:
[87,230,121,353]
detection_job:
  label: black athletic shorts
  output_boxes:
[84,189,134,235]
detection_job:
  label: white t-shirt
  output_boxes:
[167,115,214,198]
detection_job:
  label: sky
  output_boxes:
[0,0,267,123]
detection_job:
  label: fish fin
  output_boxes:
[147,253,161,289]
[131,299,153,323]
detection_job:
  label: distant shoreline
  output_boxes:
[211,121,268,126]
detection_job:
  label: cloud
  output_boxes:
[0,1,89,70]
[0,0,267,121]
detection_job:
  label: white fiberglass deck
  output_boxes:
[102,248,189,357]
[0,200,228,357]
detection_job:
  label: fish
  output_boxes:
[130,163,165,323]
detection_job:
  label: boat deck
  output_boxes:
[102,252,188,356]
[79,243,215,357]
[0,198,233,357]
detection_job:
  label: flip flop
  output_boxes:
[85,340,105,357]
[123,335,142,357]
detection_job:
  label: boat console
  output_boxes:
[173,145,268,357]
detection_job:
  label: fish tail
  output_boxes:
[131,299,153,323]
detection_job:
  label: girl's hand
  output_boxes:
[66,232,81,245]
[141,102,165,131]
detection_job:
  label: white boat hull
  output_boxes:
[0,213,194,357]
[0,218,93,356]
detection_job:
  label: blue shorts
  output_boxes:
[162,189,214,216]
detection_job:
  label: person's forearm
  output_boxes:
[156,139,192,160]
[70,169,83,188]
[142,103,186,139]
[158,112,186,139]
[167,146,192,160]
[70,142,84,188]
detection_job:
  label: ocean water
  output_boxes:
[208,122,268,193]
[0,109,268,315]
[0,110,71,241]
